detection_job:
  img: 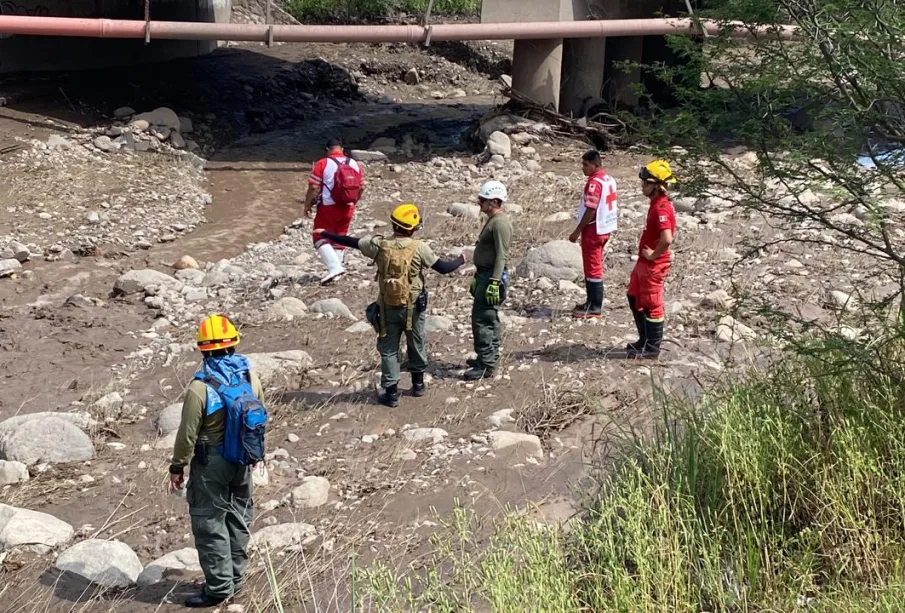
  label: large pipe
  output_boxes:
[0,15,795,43]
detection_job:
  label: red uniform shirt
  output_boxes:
[582,169,610,210]
[639,193,676,263]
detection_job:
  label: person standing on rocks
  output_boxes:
[316,204,468,407]
[626,160,677,359]
[305,137,365,285]
[465,181,513,381]
[169,314,266,608]
[569,150,619,319]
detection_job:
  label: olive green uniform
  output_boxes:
[171,372,264,601]
[471,213,513,370]
[359,236,439,389]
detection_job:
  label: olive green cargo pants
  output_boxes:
[377,306,427,389]
[472,271,507,371]
[187,449,253,600]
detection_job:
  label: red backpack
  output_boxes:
[329,157,363,205]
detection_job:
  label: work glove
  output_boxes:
[470,276,477,297]
[485,281,501,306]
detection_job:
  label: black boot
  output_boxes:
[626,296,646,351]
[378,384,399,408]
[628,319,664,359]
[572,280,604,319]
[185,592,227,608]
[412,372,426,397]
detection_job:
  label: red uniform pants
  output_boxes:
[627,258,671,321]
[581,226,609,281]
[312,203,355,250]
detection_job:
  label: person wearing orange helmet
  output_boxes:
[626,160,678,359]
[317,203,468,407]
[169,314,265,608]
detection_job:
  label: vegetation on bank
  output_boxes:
[351,329,905,612]
[284,0,481,22]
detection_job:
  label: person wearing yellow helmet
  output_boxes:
[626,160,678,359]
[169,314,266,607]
[317,203,467,407]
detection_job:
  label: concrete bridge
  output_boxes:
[0,0,232,72]
[482,0,688,112]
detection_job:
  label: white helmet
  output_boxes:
[478,181,508,203]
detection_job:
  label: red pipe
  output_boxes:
[0,15,795,43]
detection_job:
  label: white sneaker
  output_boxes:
[317,244,345,285]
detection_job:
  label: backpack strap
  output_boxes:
[401,241,421,333]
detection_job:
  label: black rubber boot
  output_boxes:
[378,384,400,408]
[185,592,227,608]
[626,296,647,352]
[464,366,495,381]
[466,357,482,368]
[572,280,604,319]
[412,372,426,398]
[628,320,664,359]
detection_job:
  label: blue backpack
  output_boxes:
[201,373,268,466]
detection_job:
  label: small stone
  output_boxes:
[310,298,356,320]
[287,434,300,443]
[64,294,96,309]
[402,428,448,445]
[7,241,30,263]
[425,315,454,333]
[827,290,858,312]
[397,449,417,461]
[173,255,199,270]
[558,280,583,293]
[0,259,23,278]
[267,297,308,321]
[0,504,73,553]
[345,321,374,334]
[448,202,481,219]
[487,431,544,459]
[0,461,29,486]
[291,476,331,509]
[525,160,543,172]
[178,116,194,134]
[171,133,186,149]
[488,409,515,428]
[701,289,735,310]
[486,131,512,159]
[350,150,388,163]
[404,68,420,85]
[113,107,135,119]
[716,315,757,343]
[93,136,117,153]
[136,548,200,586]
[134,107,181,131]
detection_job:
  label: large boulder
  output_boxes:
[137,548,201,586]
[0,504,74,553]
[515,240,583,281]
[157,403,183,436]
[0,416,95,465]
[114,269,181,295]
[250,522,316,551]
[0,411,95,434]
[245,351,313,387]
[486,131,512,159]
[133,107,181,131]
[54,539,143,589]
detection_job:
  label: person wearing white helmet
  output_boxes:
[465,181,513,380]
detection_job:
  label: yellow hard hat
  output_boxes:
[197,314,240,352]
[640,160,677,185]
[391,204,422,231]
